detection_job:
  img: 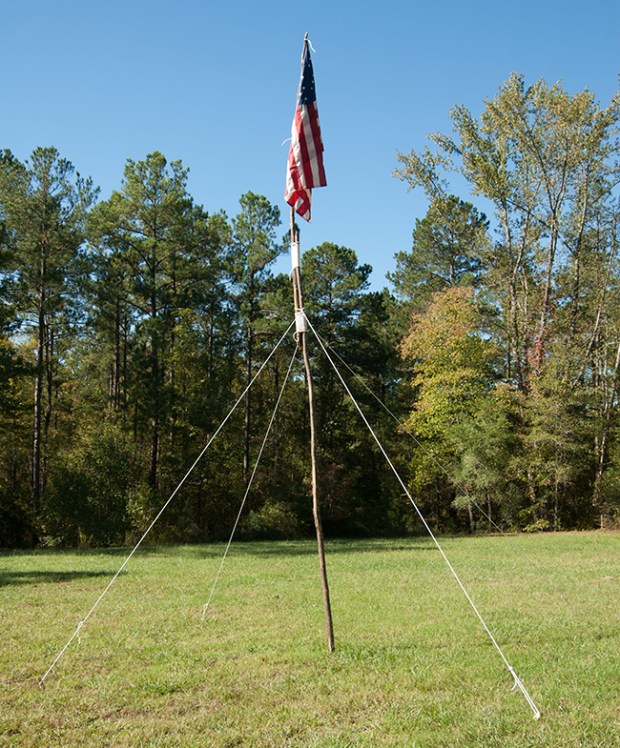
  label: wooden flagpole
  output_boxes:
[290,207,335,653]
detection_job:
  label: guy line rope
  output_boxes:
[39,321,295,687]
[326,338,571,609]
[304,312,541,720]
[324,342,504,535]
[39,313,541,720]
[200,346,299,619]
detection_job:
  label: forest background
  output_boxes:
[1,74,620,548]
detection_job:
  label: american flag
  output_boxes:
[285,37,327,222]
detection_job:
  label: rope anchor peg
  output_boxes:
[508,666,541,720]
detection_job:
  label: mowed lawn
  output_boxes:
[1,532,618,747]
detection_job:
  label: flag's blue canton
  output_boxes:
[298,51,317,106]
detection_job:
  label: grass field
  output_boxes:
[1,532,619,746]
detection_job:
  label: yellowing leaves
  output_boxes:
[401,287,498,437]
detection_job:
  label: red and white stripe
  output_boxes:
[285,102,326,221]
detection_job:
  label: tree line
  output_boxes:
[1,74,619,547]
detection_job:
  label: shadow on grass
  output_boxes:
[0,539,437,578]
[0,569,115,588]
[69,539,427,558]
[223,538,437,557]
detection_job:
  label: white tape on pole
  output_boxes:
[295,309,307,333]
[291,240,300,270]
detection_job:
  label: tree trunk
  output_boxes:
[243,324,253,486]
[148,298,160,489]
[32,283,45,511]
[149,341,160,490]
[113,298,121,408]
[592,338,620,517]
[532,230,559,376]
[43,324,54,496]
[122,310,128,427]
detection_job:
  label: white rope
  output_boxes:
[328,342,574,612]
[39,320,296,687]
[324,343,505,534]
[304,313,541,720]
[201,345,299,619]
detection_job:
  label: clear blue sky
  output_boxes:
[2,0,618,289]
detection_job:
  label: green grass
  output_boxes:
[1,532,619,746]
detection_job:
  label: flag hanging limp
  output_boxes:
[285,36,327,222]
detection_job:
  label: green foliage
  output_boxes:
[228,191,286,484]
[299,244,404,535]
[1,74,620,546]
[517,362,596,531]
[303,241,372,334]
[396,74,620,533]
[596,455,620,526]
[43,420,136,546]
[240,501,303,540]
[402,287,496,428]
[396,73,620,390]
[400,287,499,528]
[0,147,98,527]
[86,152,235,499]
[389,194,489,314]
[449,386,523,531]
